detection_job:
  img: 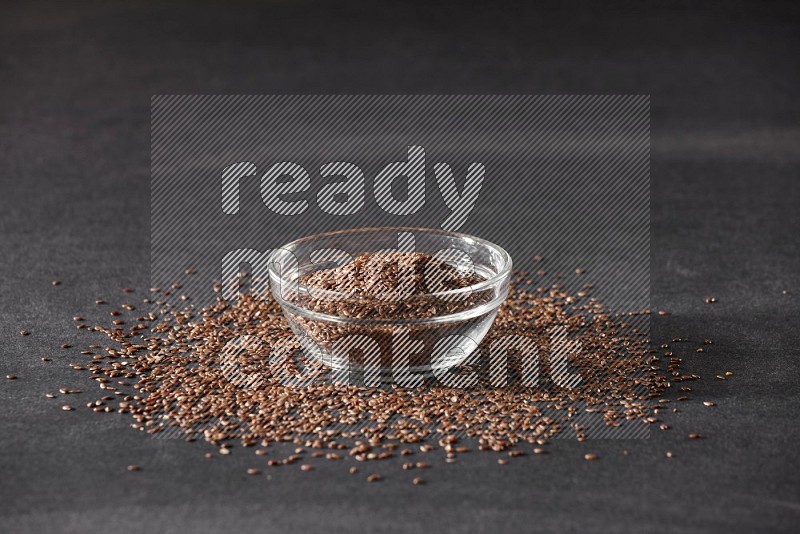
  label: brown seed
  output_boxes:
[61,343,72,349]
[367,474,381,482]
[204,452,213,459]
[52,280,61,286]
[688,433,703,439]
[349,467,358,474]
[497,458,508,465]
[705,296,717,304]
[127,465,142,471]
[533,448,546,455]
[300,464,313,472]
[247,468,261,475]
[41,357,51,362]
[123,288,135,293]
[62,405,74,411]
[5,374,17,380]
[703,401,716,407]
[219,447,231,455]
[19,330,30,336]
[508,450,526,457]
[584,453,598,461]
[412,477,424,486]
[415,462,430,469]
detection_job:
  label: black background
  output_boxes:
[1,1,799,533]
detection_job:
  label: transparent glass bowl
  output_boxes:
[268,227,511,380]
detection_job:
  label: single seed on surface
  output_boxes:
[666,451,674,458]
[19,330,30,336]
[704,296,717,304]
[62,405,74,411]
[45,393,55,398]
[300,464,313,472]
[688,433,703,439]
[584,453,598,461]
[367,474,381,482]
[127,465,141,471]
[703,401,716,407]
[349,467,358,474]
[52,280,61,286]
[412,477,424,486]
[497,458,508,465]
[219,447,231,455]
[533,448,546,455]
[5,374,17,380]
[247,468,261,475]
[415,462,430,469]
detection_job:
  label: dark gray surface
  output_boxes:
[1,1,799,533]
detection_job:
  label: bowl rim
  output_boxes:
[267,226,512,324]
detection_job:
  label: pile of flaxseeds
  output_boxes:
[38,262,723,484]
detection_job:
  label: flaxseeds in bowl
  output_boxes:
[268,227,512,378]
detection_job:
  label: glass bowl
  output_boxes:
[268,227,511,382]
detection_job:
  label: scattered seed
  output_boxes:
[300,464,313,472]
[349,467,358,474]
[367,474,381,482]
[584,453,598,461]
[5,374,17,380]
[705,297,717,304]
[412,477,424,486]
[62,405,74,411]
[688,433,703,439]
[127,465,141,471]
[666,451,674,458]
[19,330,30,336]
[703,401,716,407]
[52,280,61,286]
[497,458,508,465]
[247,468,261,475]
